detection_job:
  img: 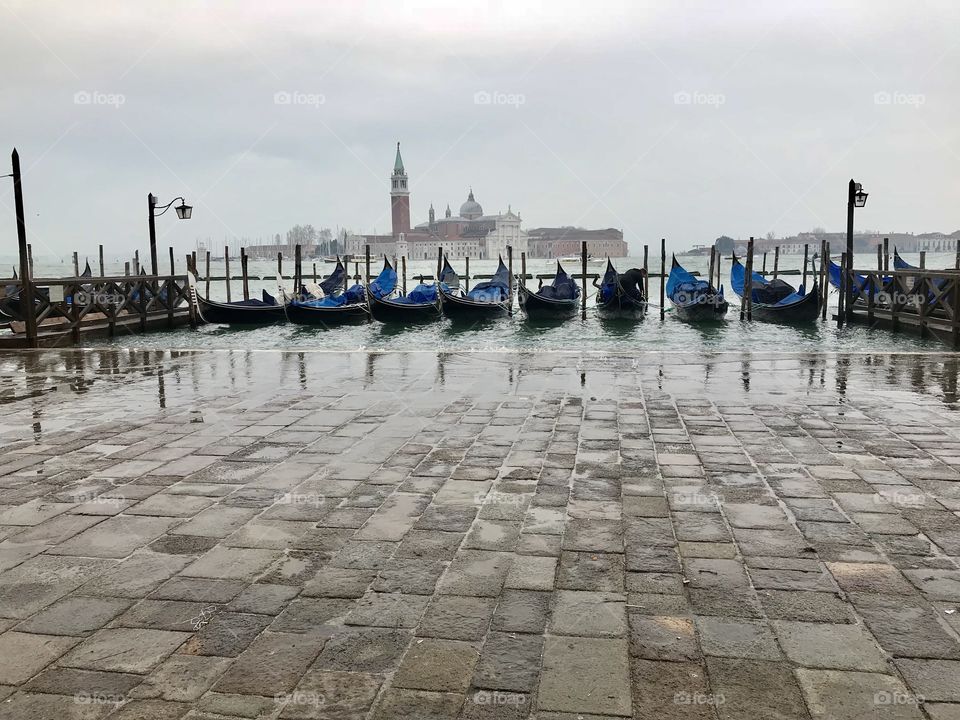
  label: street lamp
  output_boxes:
[148,193,192,276]
[845,179,868,318]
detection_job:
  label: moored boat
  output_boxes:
[438,256,511,321]
[666,256,728,321]
[518,261,580,320]
[730,254,819,323]
[595,259,646,319]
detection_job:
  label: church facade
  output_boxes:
[345,144,528,261]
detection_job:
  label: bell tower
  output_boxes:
[390,142,410,237]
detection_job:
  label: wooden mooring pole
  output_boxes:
[821,242,830,321]
[99,245,105,276]
[365,244,371,285]
[708,247,716,296]
[643,244,649,301]
[520,252,526,289]
[762,252,767,275]
[508,245,515,317]
[659,238,666,320]
[11,149,37,347]
[580,241,587,320]
[802,243,809,289]
[884,237,890,272]
[241,248,249,300]
[401,256,407,295]
[772,246,780,279]
[204,251,211,298]
[464,256,470,292]
[837,252,847,328]
[224,247,231,302]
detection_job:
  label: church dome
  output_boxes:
[459,189,483,219]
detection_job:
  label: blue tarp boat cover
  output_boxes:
[393,283,438,305]
[295,284,365,307]
[537,262,580,300]
[368,261,397,299]
[467,258,510,302]
[730,259,800,305]
[666,259,716,303]
[319,261,346,296]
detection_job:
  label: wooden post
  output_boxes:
[313,262,317,283]
[520,252,526,288]
[919,251,926,270]
[204,251,211,298]
[742,237,755,320]
[802,243,809,290]
[955,239,960,270]
[186,254,197,328]
[224,247,231,302]
[72,252,79,277]
[134,249,140,275]
[772,246,780,279]
[169,246,175,275]
[436,247,442,282]
[11,149,37,347]
[295,244,302,294]
[762,252,767,274]
[643,244,649,301]
[708,247,716,295]
[579,242,587,320]
[99,245,105,276]
[877,244,882,272]
[365,244,371,285]
[837,252,846,328]
[464,256,470,292]
[883,237,890,272]
[124,261,130,276]
[354,262,359,286]
[241,249,250,300]
[166,247,175,326]
[659,238,666,320]
[277,251,283,280]
[952,273,960,347]
[822,241,830,320]
[401,256,407,295]
[508,245,515,317]
[715,250,722,289]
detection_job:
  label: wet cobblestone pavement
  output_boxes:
[0,349,959,719]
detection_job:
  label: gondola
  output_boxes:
[666,256,728,321]
[518,261,581,320]
[287,257,394,327]
[195,287,287,325]
[595,259,646,319]
[730,255,819,323]
[367,258,453,324]
[437,256,511,320]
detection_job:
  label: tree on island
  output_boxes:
[714,236,735,253]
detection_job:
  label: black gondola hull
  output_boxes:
[438,284,509,320]
[197,296,286,325]
[671,297,729,322]
[744,287,820,324]
[286,302,369,326]
[518,285,579,320]
[596,291,646,319]
[368,291,440,324]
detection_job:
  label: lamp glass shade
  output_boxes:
[175,203,193,220]
[854,190,868,208]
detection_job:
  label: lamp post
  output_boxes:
[148,193,193,276]
[845,179,868,318]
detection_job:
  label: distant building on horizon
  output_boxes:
[345,144,624,261]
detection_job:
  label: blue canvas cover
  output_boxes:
[439,257,460,289]
[467,258,510,302]
[537,262,580,300]
[730,258,797,305]
[295,284,365,308]
[319,261,346,297]
[666,258,712,302]
[599,260,618,302]
[368,260,397,299]
[393,283,438,305]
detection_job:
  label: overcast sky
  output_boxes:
[1,0,957,258]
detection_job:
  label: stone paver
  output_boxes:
[2,350,960,716]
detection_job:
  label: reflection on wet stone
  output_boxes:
[0,349,959,716]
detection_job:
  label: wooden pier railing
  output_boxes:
[0,273,196,348]
[838,266,960,346]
